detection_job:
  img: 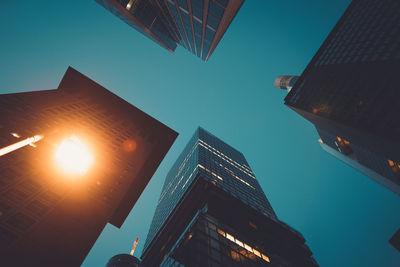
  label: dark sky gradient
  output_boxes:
[1,1,399,266]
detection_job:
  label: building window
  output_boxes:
[388,160,400,178]
[217,227,271,263]
[336,137,353,155]
[217,229,225,236]
[230,250,241,261]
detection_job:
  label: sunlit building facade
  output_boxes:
[95,0,244,61]
[141,128,318,266]
[0,67,177,266]
[283,0,400,195]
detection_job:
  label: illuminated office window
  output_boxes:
[388,159,400,177]
[336,136,353,155]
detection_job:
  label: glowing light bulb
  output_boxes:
[55,135,93,175]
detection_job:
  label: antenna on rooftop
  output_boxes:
[130,237,139,256]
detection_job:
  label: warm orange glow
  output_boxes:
[235,239,244,247]
[217,228,271,262]
[244,243,253,252]
[55,135,93,175]
[0,135,43,157]
[187,233,193,240]
[262,254,270,262]
[249,222,257,229]
[253,249,261,257]
[312,104,332,115]
[123,139,137,152]
[226,233,235,242]
[126,0,134,10]
[230,250,241,261]
[11,132,21,138]
[388,159,400,175]
[217,229,225,236]
[336,136,353,155]
[198,164,224,181]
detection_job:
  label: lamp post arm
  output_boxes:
[0,135,43,157]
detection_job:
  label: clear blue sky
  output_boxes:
[1,1,399,266]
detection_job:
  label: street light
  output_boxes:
[1,132,93,175]
[55,135,93,175]
[0,135,43,157]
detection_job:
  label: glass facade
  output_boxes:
[196,129,277,218]
[143,128,276,252]
[166,0,226,60]
[96,0,180,51]
[284,0,400,195]
[95,0,245,61]
[160,212,273,267]
[317,128,400,195]
[142,128,317,266]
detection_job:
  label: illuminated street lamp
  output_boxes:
[0,133,93,175]
[0,134,43,157]
[0,67,178,266]
[55,135,93,174]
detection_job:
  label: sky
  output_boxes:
[1,0,399,266]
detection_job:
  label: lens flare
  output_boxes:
[55,136,93,174]
[123,139,137,152]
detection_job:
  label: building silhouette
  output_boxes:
[107,254,142,267]
[280,0,400,195]
[95,0,244,61]
[390,229,400,252]
[0,67,177,266]
[141,128,317,266]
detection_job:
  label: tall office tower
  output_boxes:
[95,0,244,61]
[390,229,400,252]
[141,128,318,266]
[0,67,177,266]
[282,0,400,195]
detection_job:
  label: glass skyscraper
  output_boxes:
[282,0,400,195]
[141,128,317,266]
[95,0,245,61]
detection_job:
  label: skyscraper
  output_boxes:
[141,128,317,266]
[95,0,245,61]
[0,67,177,266]
[280,0,400,195]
